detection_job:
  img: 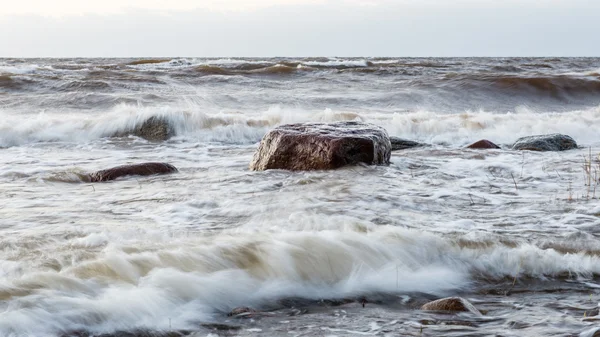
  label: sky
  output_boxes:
[1,0,599,57]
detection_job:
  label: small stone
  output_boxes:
[466,139,501,149]
[420,297,482,315]
[88,162,178,182]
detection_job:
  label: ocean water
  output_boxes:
[1,57,600,336]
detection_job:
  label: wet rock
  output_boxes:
[420,297,482,315]
[466,139,500,149]
[89,162,178,182]
[389,137,425,151]
[199,323,241,331]
[227,307,257,317]
[511,134,577,151]
[114,116,175,141]
[249,121,391,171]
[62,330,191,337]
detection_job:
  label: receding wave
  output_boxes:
[195,64,299,75]
[0,74,35,90]
[493,76,600,94]
[444,74,600,99]
[126,58,172,66]
[58,80,112,91]
[250,64,297,74]
[0,74,12,87]
[194,65,232,75]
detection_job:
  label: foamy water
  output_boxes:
[1,57,600,337]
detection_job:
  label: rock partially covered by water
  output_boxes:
[61,329,192,337]
[227,307,258,318]
[420,297,482,315]
[466,139,501,149]
[89,162,178,182]
[114,116,175,141]
[389,137,425,151]
[249,121,391,171]
[511,134,577,151]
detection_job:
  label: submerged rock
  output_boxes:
[511,134,577,151]
[89,162,178,182]
[389,137,425,151]
[113,116,175,141]
[420,297,482,315]
[466,139,501,149]
[249,121,391,171]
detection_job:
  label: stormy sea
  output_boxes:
[1,57,600,337]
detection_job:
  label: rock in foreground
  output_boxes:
[249,121,391,171]
[89,162,178,182]
[421,297,482,315]
[466,139,501,149]
[389,137,425,151]
[511,134,577,151]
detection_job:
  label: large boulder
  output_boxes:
[88,162,178,182]
[113,116,175,141]
[466,139,501,149]
[389,137,425,151]
[249,121,391,171]
[421,297,481,315]
[511,134,577,151]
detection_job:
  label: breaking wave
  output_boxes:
[1,103,600,148]
[2,225,600,336]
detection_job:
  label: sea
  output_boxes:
[1,57,600,337]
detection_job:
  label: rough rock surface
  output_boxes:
[511,134,577,151]
[466,139,501,149]
[114,116,175,141]
[420,297,482,315]
[389,137,425,151]
[249,121,391,171]
[89,162,178,182]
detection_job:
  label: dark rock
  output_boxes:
[511,134,577,151]
[389,137,424,151]
[420,297,482,315]
[249,121,391,171]
[227,307,258,318]
[114,116,175,141]
[466,139,501,149]
[89,162,178,182]
[199,323,241,331]
[62,330,191,337]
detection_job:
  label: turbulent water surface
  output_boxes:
[2,57,600,337]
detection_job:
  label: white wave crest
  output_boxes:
[2,226,600,335]
[1,104,599,147]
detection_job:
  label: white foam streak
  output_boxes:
[385,106,600,146]
[302,59,371,67]
[4,103,599,148]
[2,227,600,335]
[0,64,40,75]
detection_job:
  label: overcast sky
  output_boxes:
[1,0,598,57]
